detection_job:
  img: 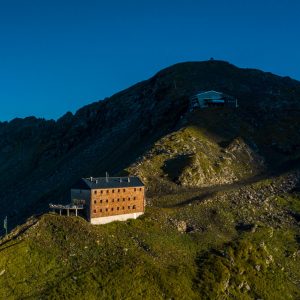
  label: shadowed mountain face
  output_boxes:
[0,60,300,231]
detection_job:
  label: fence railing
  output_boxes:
[49,203,84,210]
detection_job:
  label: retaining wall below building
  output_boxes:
[90,212,144,225]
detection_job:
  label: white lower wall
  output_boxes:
[90,212,144,225]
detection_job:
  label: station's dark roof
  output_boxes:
[72,176,144,190]
[195,90,236,100]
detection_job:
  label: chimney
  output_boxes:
[106,172,109,182]
[119,178,122,183]
[90,176,93,182]
[128,177,130,183]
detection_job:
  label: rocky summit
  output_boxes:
[0,60,300,299]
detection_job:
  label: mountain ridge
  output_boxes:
[0,59,300,232]
[0,59,299,125]
[0,60,300,299]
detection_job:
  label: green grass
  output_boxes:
[275,194,300,214]
[127,110,265,195]
[196,227,300,300]
[0,185,299,299]
[0,211,200,299]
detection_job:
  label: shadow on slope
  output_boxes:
[1,60,300,234]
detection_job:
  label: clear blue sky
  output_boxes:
[0,0,299,121]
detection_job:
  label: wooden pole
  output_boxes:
[75,209,78,217]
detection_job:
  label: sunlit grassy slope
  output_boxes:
[1,176,299,299]
[127,108,266,194]
[1,60,300,299]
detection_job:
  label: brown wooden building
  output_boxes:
[71,176,145,224]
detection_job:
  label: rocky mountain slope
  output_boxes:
[1,60,300,231]
[127,110,265,192]
[0,169,299,299]
[0,60,300,299]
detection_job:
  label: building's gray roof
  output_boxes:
[195,90,235,100]
[72,176,144,190]
[196,90,223,96]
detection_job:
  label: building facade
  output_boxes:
[71,176,145,224]
[190,90,238,109]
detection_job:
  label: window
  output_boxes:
[128,206,131,209]
[123,189,125,192]
[139,188,142,191]
[94,200,97,204]
[101,190,103,194]
[112,189,115,193]
[117,207,120,211]
[133,205,136,209]
[100,209,102,212]
[94,190,97,195]
[123,198,125,201]
[122,206,125,210]
[112,199,114,202]
[128,197,130,201]
[133,197,136,200]
[118,189,120,193]
[134,188,136,192]
[106,199,108,203]
[106,190,109,194]
[106,208,108,212]
[93,209,96,213]
[117,198,120,202]
[111,208,114,211]
[100,200,103,203]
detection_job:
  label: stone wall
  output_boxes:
[90,212,144,225]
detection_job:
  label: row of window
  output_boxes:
[93,197,137,204]
[93,205,137,213]
[94,187,142,195]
